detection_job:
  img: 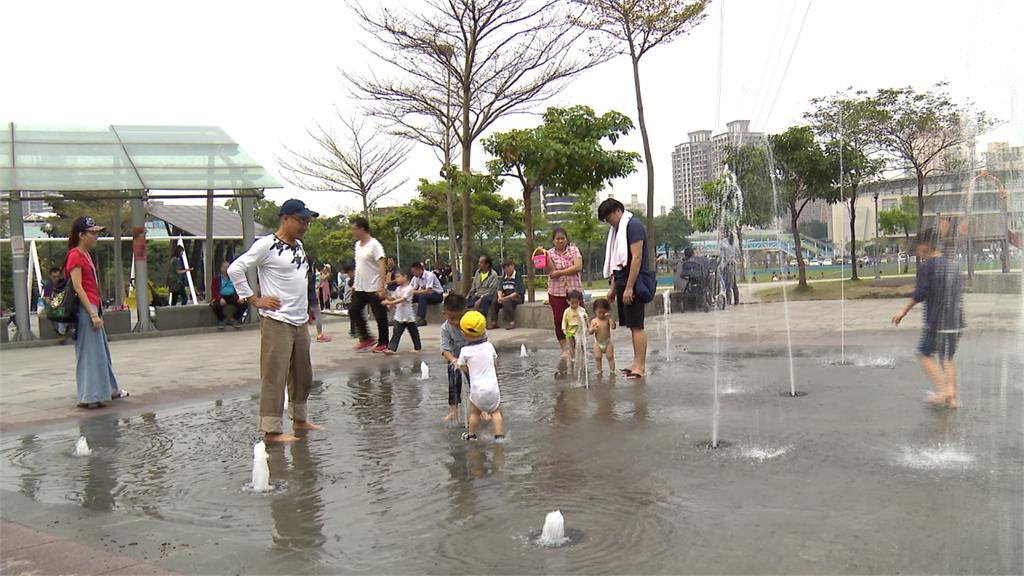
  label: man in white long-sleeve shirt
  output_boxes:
[228,199,323,443]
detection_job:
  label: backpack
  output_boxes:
[46,255,79,323]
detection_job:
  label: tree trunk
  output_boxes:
[459,89,473,295]
[629,51,656,264]
[790,200,807,288]
[523,185,536,303]
[361,193,369,218]
[915,167,925,234]
[848,194,859,281]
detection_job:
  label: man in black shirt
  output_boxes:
[599,198,652,380]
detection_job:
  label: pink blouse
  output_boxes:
[547,245,582,297]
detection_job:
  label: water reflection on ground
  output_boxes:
[2,330,1022,574]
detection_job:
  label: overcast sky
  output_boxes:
[3,0,1021,216]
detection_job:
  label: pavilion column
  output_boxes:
[8,191,33,341]
[240,190,257,323]
[131,192,151,331]
[112,195,125,306]
[204,189,214,302]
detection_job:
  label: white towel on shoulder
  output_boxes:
[603,210,633,279]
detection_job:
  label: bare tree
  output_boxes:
[346,0,609,293]
[277,114,411,217]
[572,0,709,262]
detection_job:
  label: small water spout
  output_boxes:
[576,308,590,389]
[539,510,568,547]
[420,361,430,380]
[662,290,672,362]
[520,344,528,358]
[74,436,92,457]
[251,441,271,492]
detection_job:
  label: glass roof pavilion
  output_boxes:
[1,123,281,192]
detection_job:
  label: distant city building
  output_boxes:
[660,205,667,216]
[22,191,52,215]
[541,186,578,225]
[672,120,764,219]
[625,193,646,216]
[986,141,1024,172]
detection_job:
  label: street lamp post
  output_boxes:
[394,225,401,268]
[497,220,504,262]
[873,192,880,278]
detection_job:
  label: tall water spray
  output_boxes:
[251,441,271,492]
[74,436,92,457]
[764,145,799,397]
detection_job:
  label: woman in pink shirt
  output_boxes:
[543,227,583,359]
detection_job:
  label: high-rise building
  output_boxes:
[671,120,765,219]
[626,193,646,216]
[541,186,578,225]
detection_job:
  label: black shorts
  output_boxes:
[616,281,646,329]
[918,330,959,359]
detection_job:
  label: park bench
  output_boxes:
[153,304,221,331]
[37,309,132,339]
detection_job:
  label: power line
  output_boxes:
[759,0,815,130]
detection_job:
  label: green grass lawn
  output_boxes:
[755,277,916,302]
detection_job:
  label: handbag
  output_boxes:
[634,269,657,304]
[46,255,79,323]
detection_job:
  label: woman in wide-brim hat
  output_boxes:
[66,216,127,408]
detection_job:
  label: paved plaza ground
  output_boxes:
[0,293,1021,574]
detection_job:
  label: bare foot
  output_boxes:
[293,420,324,431]
[925,393,948,407]
[946,397,959,409]
[596,370,604,377]
[264,432,301,443]
[481,411,493,423]
[442,410,458,422]
[560,352,571,360]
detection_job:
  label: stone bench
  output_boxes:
[153,304,221,331]
[38,309,132,338]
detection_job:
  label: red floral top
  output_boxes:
[547,245,582,297]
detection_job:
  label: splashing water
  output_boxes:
[538,510,569,547]
[741,445,791,462]
[74,436,92,457]
[250,441,271,492]
[520,344,528,358]
[420,362,430,381]
[576,308,590,389]
[764,143,799,397]
[898,445,975,470]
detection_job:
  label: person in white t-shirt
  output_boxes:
[382,270,421,353]
[228,199,324,443]
[455,310,505,442]
[349,216,390,353]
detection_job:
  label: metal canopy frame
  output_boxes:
[3,123,280,342]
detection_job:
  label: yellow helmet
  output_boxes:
[459,310,487,339]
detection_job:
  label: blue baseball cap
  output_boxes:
[279,199,319,218]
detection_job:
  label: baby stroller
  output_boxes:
[677,255,714,313]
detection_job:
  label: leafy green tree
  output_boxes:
[879,196,917,273]
[564,188,605,282]
[224,197,281,230]
[654,207,693,258]
[484,105,639,300]
[864,82,996,232]
[798,220,828,241]
[769,126,837,288]
[573,0,710,262]
[807,92,886,279]
[302,215,353,267]
[373,174,523,268]
[47,194,129,237]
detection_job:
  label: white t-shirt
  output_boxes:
[354,238,386,292]
[457,341,499,388]
[391,284,416,323]
[457,340,500,412]
[228,235,310,326]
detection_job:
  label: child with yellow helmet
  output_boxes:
[455,310,505,441]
